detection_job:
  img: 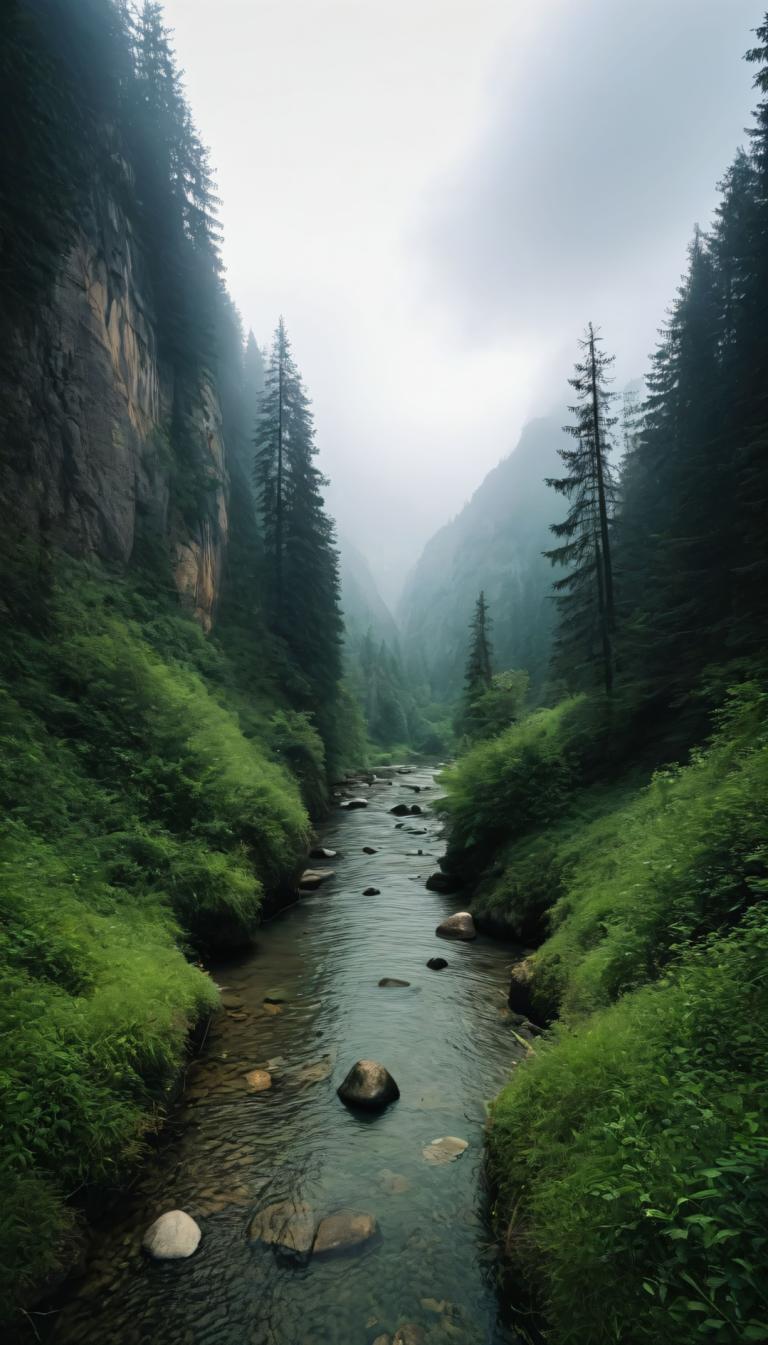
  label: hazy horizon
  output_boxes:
[162,0,760,607]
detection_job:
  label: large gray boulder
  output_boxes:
[142,1210,201,1260]
[337,1059,400,1110]
[340,797,368,809]
[435,911,476,941]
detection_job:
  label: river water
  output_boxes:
[47,767,527,1345]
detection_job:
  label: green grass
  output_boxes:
[0,554,315,1318]
[475,679,768,1343]
[488,908,768,1344]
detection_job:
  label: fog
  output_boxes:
[161,0,759,605]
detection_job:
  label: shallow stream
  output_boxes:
[47,766,527,1345]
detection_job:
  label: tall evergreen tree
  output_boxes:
[545,325,618,695]
[254,319,343,703]
[618,230,728,700]
[461,591,494,725]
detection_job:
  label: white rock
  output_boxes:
[435,911,476,941]
[142,1210,201,1259]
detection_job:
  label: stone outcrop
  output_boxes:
[0,179,228,632]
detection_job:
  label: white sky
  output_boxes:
[161,0,760,605]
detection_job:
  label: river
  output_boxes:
[46,766,528,1345]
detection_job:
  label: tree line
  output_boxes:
[543,17,768,713]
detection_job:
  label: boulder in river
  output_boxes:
[299,868,335,890]
[422,1136,469,1164]
[378,977,410,987]
[425,871,463,894]
[363,886,381,896]
[309,846,337,859]
[507,956,537,1017]
[426,957,448,970]
[248,1200,316,1254]
[340,797,368,810]
[337,1059,400,1110]
[409,804,423,815]
[390,803,410,816]
[435,911,476,941]
[311,1209,378,1256]
[363,845,377,854]
[142,1210,201,1260]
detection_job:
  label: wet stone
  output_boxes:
[311,1210,377,1257]
[363,886,381,896]
[248,1200,316,1254]
[337,1059,400,1110]
[378,977,410,987]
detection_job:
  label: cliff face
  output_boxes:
[0,178,228,631]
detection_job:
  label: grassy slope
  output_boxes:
[0,555,315,1316]
[438,681,768,1343]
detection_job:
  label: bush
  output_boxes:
[438,697,587,876]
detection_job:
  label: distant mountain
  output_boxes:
[398,417,563,702]
[339,534,399,647]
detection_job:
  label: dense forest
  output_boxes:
[1,1,767,1343]
[435,18,768,1342]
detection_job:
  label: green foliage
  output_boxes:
[462,668,529,745]
[488,907,768,1344]
[439,696,592,876]
[523,682,768,1018]
[0,556,311,1318]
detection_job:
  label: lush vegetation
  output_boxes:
[0,552,317,1315]
[431,16,768,1343]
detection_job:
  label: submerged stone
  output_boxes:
[248,1200,315,1254]
[378,977,410,987]
[311,1209,377,1256]
[422,1136,469,1164]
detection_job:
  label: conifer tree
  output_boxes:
[254,319,343,704]
[545,325,618,695]
[459,593,494,733]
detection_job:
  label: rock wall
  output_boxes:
[0,179,228,631]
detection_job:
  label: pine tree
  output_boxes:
[460,592,494,733]
[254,319,343,704]
[619,230,727,699]
[545,325,618,695]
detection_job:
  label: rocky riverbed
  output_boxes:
[43,766,529,1345]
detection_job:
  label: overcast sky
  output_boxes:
[162,0,760,605]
